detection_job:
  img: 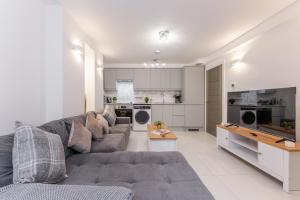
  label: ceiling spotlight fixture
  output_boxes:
[154,50,161,54]
[158,30,170,42]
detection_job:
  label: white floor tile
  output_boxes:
[127,131,300,200]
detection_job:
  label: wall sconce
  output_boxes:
[72,44,84,56]
[231,59,241,67]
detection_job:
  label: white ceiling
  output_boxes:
[60,0,295,64]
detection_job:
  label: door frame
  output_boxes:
[205,63,224,134]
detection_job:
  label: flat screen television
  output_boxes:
[227,87,296,141]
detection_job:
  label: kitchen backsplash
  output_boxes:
[105,91,181,104]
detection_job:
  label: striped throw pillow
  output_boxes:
[102,106,117,126]
[12,122,67,184]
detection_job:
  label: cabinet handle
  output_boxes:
[258,152,263,155]
[225,137,229,140]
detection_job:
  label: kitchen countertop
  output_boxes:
[104,102,185,105]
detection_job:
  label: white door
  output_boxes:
[84,44,96,112]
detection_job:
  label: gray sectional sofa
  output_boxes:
[0,112,214,200]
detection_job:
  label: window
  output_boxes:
[116,80,134,103]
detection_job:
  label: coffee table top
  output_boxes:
[147,124,177,140]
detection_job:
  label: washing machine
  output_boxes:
[133,104,151,131]
[240,106,257,129]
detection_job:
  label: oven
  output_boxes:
[115,105,133,123]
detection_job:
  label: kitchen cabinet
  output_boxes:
[163,105,173,125]
[134,69,150,90]
[161,69,171,89]
[170,69,183,90]
[184,66,205,104]
[152,105,185,127]
[104,69,117,90]
[185,105,204,128]
[172,105,185,116]
[116,68,133,80]
[151,105,163,122]
[150,69,161,89]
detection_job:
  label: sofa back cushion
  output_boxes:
[39,120,72,157]
[0,134,14,187]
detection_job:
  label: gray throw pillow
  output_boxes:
[68,121,92,153]
[0,134,14,187]
[97,114,109,134]
[12,122,67,184]
[86,114,104,140]
[102,106,117,126]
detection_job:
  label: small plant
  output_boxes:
[144,97,149,103]
[112,96,117,103]
[154,121,162,129]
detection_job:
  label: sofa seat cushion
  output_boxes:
[61,152,214,200]
[90,134,125,153]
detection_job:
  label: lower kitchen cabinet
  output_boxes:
[152,105,205,128]
[151,105,163,122]
[184,105,204,128]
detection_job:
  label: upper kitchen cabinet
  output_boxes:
[104,68,117,90]
[150,69,161,90]
[116,68,133,80]
[134,68,150,90]
[170,68,183,90]
[183,66,205,104]
[161,69,171,89]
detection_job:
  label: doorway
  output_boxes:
[206,65,223,136]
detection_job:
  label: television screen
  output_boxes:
[227,87,296,141]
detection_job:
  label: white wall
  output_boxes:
[62,8,104,117]
[205,2,300,140]
[0,0,104,135]
[44,4,64,122]
[0,0,45,134]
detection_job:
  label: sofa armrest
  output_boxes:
[115,117,130,125]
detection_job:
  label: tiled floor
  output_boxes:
[127,131,300,200]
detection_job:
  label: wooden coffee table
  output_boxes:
[147,124,177,151]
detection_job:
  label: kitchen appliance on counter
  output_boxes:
[133,104,152,131]
[114,104,133,123]
[105,96,112,104]
[174,93,182,103]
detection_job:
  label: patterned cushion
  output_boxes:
[12,122,66,184]
[68,121,92,153]
[86,114,104,140]
[0,134,14,187]
[97,114,109,134]
[102,106,117,126]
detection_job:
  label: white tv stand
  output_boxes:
[217,125,300,192]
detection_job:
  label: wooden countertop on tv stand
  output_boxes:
[217,125,300,152]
